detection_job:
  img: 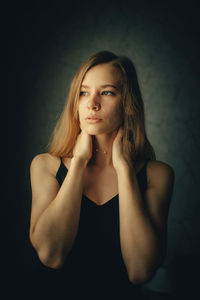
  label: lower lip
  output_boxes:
[86,118,102,124]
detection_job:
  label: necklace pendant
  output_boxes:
[95,148,107,154]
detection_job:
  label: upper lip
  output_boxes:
[85,115,102,120]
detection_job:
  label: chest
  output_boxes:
[83,166,118,206]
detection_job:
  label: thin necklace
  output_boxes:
[95,148,108,154]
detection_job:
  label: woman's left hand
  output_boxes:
[112,127,129,170]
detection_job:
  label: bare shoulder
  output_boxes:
[30,153,61,177]
[144,160,175,218]
[146,160,175,188]
[144,160,175,247]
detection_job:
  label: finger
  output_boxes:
[117,127,124,139]
[119,126,124,133]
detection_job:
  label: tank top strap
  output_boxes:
[56,157,68,186]
[136,159,149,194]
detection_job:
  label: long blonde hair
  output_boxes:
[47,50,156,167]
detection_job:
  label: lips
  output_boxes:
[85,116,102,120]
[85,116,102,124]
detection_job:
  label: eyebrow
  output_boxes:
[81,84,120,90]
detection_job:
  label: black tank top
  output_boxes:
[49,158,149,297]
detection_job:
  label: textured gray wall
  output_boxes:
[4,0,200,296]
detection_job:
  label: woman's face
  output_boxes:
[78,63,123,135]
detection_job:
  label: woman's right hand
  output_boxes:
[73,129,93,163]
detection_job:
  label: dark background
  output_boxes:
[3,0,200,297]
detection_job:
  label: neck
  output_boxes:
[88,130,118,168]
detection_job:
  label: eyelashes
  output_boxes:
[79,91,115,97]
[102,91,115,96]
[79,91,87,96]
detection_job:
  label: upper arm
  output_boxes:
[144,161,175,250]
[29,154,60,239]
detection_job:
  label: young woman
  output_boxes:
[29,50,174,297]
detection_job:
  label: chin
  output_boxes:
[85,126,118,136]
[85,128,104,135]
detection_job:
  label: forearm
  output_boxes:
[31,157,87,268]
[116,163,162,283]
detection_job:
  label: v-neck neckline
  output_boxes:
[60,159,147,207]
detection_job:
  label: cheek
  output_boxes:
[109,105,123,124]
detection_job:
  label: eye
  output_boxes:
[102,91,115,96]
[80,91,88,96]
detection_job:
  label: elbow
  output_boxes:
[128,260,162,285]
[29,234,65,269]
[127,245,165,285]
[129,250,165,284]
[128,268,156,285]
[38,249,65,269]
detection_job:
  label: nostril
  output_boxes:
[88,103,100,110]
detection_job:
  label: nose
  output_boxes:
[87,93,101,111]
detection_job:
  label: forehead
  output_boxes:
[82,63,122,86]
